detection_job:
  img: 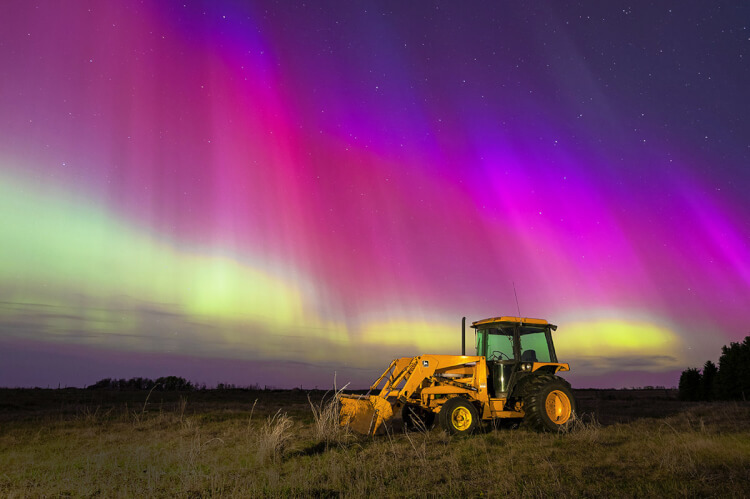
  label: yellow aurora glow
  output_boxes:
[358,319,460,353]
[555,318,683,370]
[0,166,690,379]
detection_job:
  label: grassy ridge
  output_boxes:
[0,389,749,497]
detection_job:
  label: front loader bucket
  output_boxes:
[339,394,395,435]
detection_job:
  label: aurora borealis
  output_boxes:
[1,1,748,389]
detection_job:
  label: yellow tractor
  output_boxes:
[339,316,575,435]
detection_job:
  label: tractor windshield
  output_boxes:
[519,327,553,363]
[475,327,515,361]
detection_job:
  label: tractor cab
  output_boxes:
[471,317,561,398]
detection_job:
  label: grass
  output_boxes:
[0,389,749,497]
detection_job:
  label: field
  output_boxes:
[1,387,749,497]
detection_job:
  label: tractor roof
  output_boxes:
[472,316,556,329]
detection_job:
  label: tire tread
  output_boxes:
[519,375,575,432]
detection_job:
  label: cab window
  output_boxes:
[519,328,552,363]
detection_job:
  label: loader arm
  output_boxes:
[339,355,486,435]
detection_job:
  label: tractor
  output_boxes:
[339,316,575,434]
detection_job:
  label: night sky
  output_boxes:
[1,1,748,389]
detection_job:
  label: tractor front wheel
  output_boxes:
[521,375,576,432]
[439,397,479,435]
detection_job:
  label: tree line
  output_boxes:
[87,376,195,391]
[85,377,265,391]
[679,336,750,401]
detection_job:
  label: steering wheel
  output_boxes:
[490,350,510,361]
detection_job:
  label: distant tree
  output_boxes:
[717,336,750,400]
[127,377,157,390]
[679,368,701,401]
[87,376,190,391]
[155,376,194,391]
[87,378,114,390]
[700,360,718,401]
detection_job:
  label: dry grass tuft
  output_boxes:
[249,398,257,423]
[176,396,188,424]
[401,407,436,465]
[568,412,602,442]
[256,410,293,464]
[75,405,110,424]
[308,384,350,448]
[402,427,429,465]
[131,383,161,425]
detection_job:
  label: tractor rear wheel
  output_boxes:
[439,397,479,435]
[521,375,576,432]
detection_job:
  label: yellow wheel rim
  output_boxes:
[545,390,572,424]
[451,406,473,431]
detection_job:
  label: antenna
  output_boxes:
[513,281,522,323]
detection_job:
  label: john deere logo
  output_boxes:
[422,360,429,367]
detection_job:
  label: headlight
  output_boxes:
[521,363,533,371]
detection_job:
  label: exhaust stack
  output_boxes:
[462,316,466,355]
